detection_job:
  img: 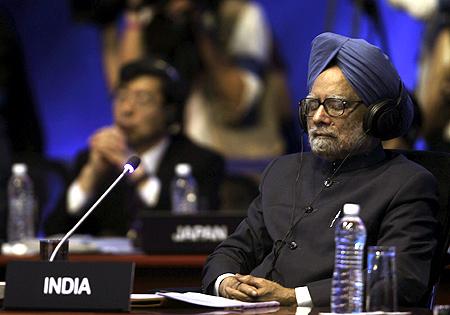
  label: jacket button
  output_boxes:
[289,241,298,250]
[305,206,313,213]
[324,179,333,187]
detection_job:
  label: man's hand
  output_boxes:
[234,274,297,306]
[219,275,257,302]
[89,126,133,170]
[76,126,135,193]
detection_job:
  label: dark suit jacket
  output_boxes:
[202,146,438,306]
[44,134,224,236]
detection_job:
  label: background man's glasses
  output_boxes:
[299,98,363,117]
[114,90,160,107]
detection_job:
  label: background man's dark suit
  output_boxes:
[44,134,224,236]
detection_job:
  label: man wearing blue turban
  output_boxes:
[202,33,438,307]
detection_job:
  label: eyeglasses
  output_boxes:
[114,89,160,107]
[299,97,364,117]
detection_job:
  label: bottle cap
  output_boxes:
[12,163,27,175]
[175,163,191,176]
[343,203,360,216]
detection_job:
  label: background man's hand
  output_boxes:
[89,126,133,170]
[77,125,135,193]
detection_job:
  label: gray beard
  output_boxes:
[308,125,369,160]
[310,137,339,158]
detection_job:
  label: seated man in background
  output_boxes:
[45,58,224,236]
[202,32,438,307]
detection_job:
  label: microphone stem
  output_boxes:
[49,168,129,262]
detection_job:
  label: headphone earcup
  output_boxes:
[298,105,308,132]
[363,99,402,140]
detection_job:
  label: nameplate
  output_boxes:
[4,261,134,312]
[138,211,245,254]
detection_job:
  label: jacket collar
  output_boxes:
[313,144,386,174]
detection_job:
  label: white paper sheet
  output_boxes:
[156,292,280,309]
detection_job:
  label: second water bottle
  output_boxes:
[171,163,198,214]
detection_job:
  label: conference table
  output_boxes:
[0,306,434,314]
[0,254,447,314]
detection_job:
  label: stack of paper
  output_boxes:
[130,292,280,309]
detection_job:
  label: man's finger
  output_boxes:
[235,274,265,287]
[236,282,258,297]
[225,287,254,302]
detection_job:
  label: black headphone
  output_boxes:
[298,84,407,140]
[298,100,308,132]
[362,84,405,140]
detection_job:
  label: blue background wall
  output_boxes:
[0,0,424,160]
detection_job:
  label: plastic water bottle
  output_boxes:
[7,163,35,243]
[331,203,366,313]
[171,163,198,214]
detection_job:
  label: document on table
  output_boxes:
[131,292,280,309]
[155,292,280,309]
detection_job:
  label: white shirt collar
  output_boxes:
[140,136,170,175]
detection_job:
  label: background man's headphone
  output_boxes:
[298,84,407,140]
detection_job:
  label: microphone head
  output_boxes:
[124,156,141,174]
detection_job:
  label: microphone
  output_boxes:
[48,156,141,262]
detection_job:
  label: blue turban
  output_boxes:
[307,32,413,139]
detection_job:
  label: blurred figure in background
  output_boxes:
[0,7,45,241]
[0,8,44,159]
[389,0,450,152]
[70,0,294,211]
[96,0,292,165]
[44,58,224,237]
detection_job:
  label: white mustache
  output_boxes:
[309,128,337,138]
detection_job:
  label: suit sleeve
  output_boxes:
[201,160,277,293]
[306,170,438,307]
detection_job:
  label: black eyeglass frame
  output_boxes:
[299,97,364,118]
